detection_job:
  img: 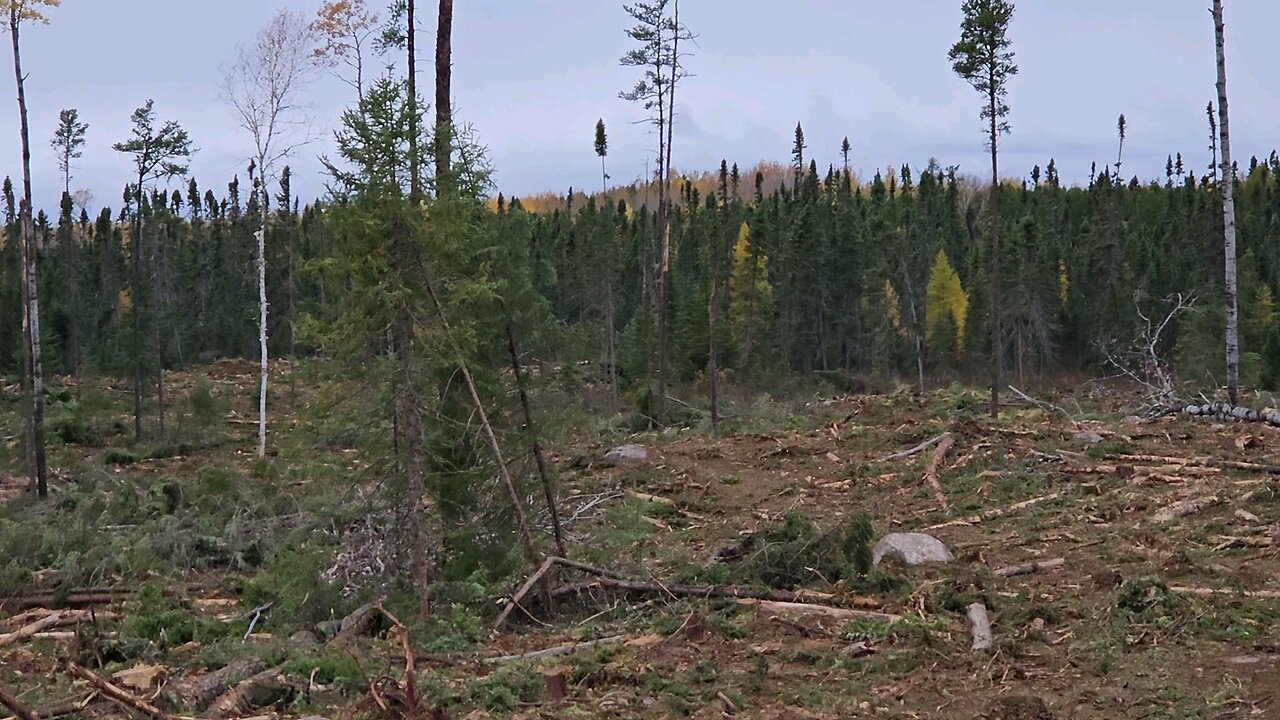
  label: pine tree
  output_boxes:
[950,0,1018,417]
[112,100,193,441]
[50,108,87,198]
[595,118,609,195]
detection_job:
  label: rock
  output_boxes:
[1073,431,1104,444]
[603,444,649,467]
[1122,416,1144,425]
[872,533,953,567]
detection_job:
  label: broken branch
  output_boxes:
[922,432,955,511]
[993,558,1066,578]
[64,662,183,720]
[877,433,946,463]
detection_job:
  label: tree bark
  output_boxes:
[434,0,453,189]
[1213,0,1240,406]
[257,220,268,458]
[396,313,433,622]
[132,175,145,442]
[10,7,48,499]
[988,83,1002,419]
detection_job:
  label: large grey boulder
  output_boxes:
[872,533,953,567]
[603,444,649,467]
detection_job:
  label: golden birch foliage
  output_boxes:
[1,0,59,23]
[925,249,969,356]
[1057,259,1070,306]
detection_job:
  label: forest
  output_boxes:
[1,0,1278,719]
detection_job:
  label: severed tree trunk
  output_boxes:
[708,276,719,432]
[10,6,48,498]
[1213,0,1240,406]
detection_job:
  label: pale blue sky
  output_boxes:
[0,0,1276,213]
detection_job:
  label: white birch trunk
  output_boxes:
[256,220,268,459]
[1213,0,1240,405]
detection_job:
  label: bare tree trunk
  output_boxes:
[434,0,453,190]
[605,280,619,410]
[504,316,567,558]
[256,222,268,458]
[1213,0,1240,406]
[988,91,1002,419]
[708,278,719,432]
[396,314,433,621]
[132,178,145,442]
[11,8,47,498]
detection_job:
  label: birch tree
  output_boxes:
[1212,0,1239,404]
[5,0,58,499]
[221,8,314,458]
[310,0,378,103]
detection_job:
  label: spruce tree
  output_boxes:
[949,0,1018,417]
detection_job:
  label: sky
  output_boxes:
[1,0,1277,215]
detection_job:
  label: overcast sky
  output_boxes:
[1,0,1276,214]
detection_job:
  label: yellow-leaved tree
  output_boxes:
[729,222,772,365]
[925,249,969,362]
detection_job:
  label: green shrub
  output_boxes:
[1261,321,1280,391]
[188,381,226,426]
[46,398,99,445]
[283,653,365,692]
[728,514,874,588]
[466,666,543,712]
[104,448,141,466]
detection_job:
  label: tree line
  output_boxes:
[0,0,1268,607]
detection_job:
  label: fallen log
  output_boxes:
[1152,495,1223,523]
[922,433,955,511]
[877,433,947,463]
[482,635,638,664]
[736,599,903,625]
[993,558,1066,578]
[162,656,270,711]
[0,612,68,648]
[208,665,289,718]
[1174,402,1280,427]
[967,603,993,651]
[924,491,1067,531]
[1168,586,1280,601]
[561,561,877,609]
[1109,453,1280,475]
[0,686,37,720]
[64,662,182,720]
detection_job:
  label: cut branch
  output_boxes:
[922,432,954,511]
[993,558,1065,578]
[877,433,946,463]
[64,662,182,720]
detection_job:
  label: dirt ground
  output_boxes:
[2,366,1278,719]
